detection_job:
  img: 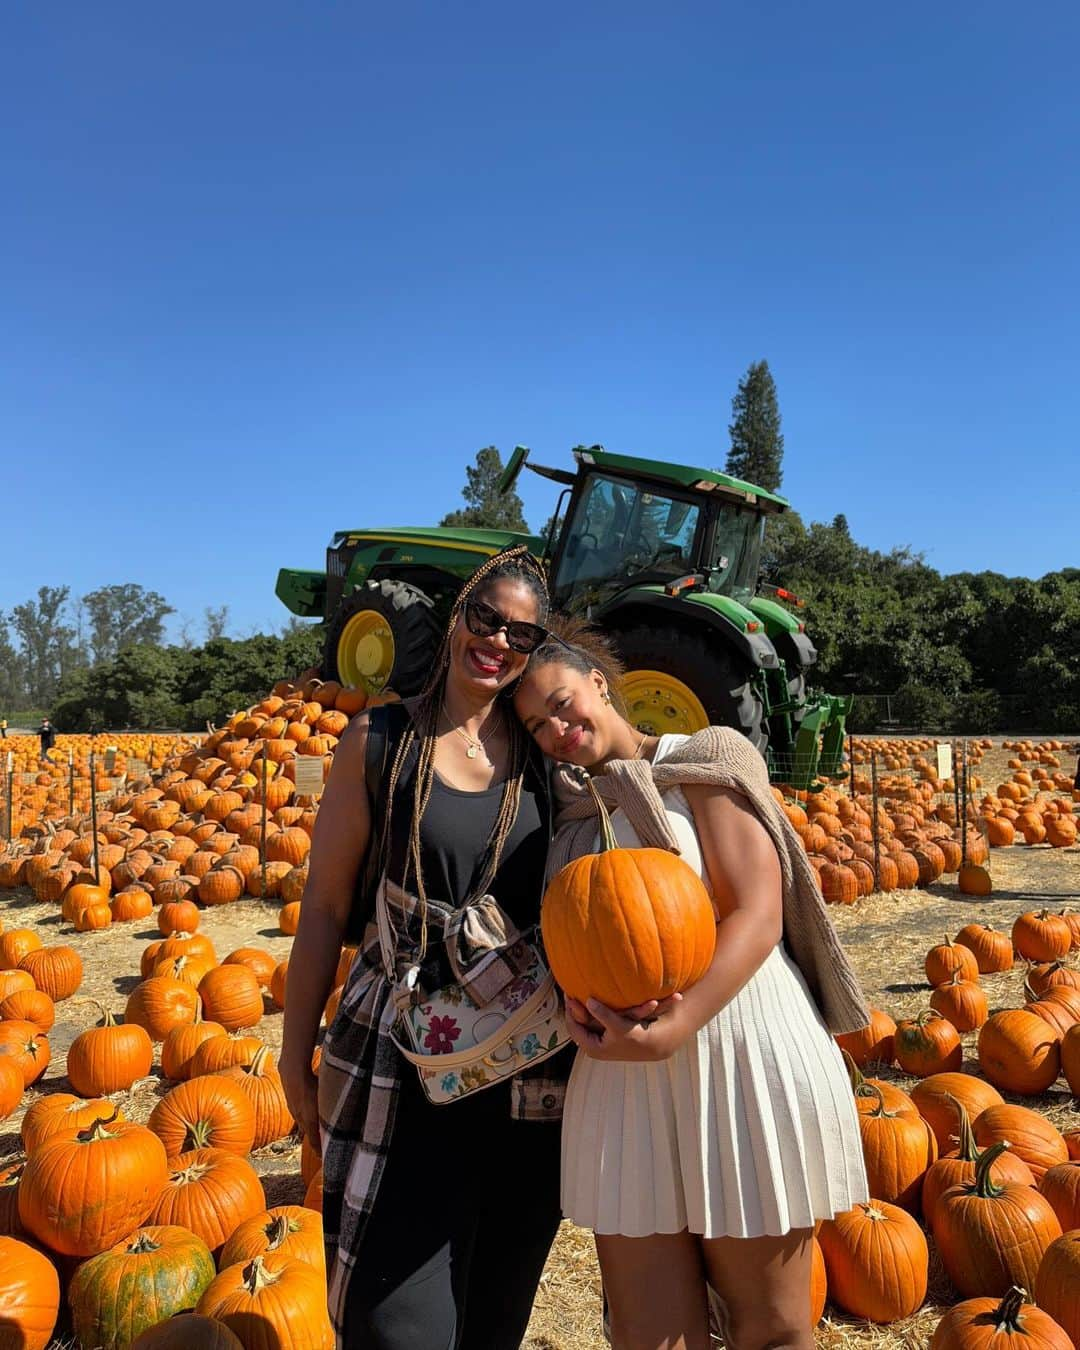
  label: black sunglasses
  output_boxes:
[463,600,549,654]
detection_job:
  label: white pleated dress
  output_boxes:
[560,735,868,1239]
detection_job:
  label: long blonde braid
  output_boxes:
[380,546,548,958]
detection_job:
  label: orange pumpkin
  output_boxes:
[977,1009,1061,1096]
[894,1010,962,1077]
[0,1234,60,1349]
[930,1286,1072,1350]
[817,1200,928,1322]
[541,784,716,1008]
[1034,1233,1080,1349]
[909,1073,1003,1153]
[973,1104,1068,1182]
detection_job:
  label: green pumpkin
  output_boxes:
[68,1224,216,1349]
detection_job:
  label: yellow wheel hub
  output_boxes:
[622,670,708,736]
[337,610,395,694]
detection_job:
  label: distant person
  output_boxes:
[1074,742,1080,792]
[38,719,56,763]
[0,718,7,739]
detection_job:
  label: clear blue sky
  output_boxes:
[3,2,1078,642]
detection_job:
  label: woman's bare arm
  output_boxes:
[279,712,372,1141]
[567,784,783,1062]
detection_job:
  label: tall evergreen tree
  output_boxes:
[440,446,529,531]
[725,359,784,493]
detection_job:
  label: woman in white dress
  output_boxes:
[514,622,868,1350]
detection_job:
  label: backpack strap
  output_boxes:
[347,701,410,943]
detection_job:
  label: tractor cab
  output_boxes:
[501,444,781,615]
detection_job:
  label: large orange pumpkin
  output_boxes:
[541,786,716,1008]
[817,1200,928,1322]
[973,1104,1068,1181]
[18,1113,169,1256]
[909,1073,1003,1152]
[930,1286,1072,1350]
[196,1252,331,1347]
[976,1010,1061,1096]
[0,1234,60,1350]
[931,1142,1062,1299]
[1034,1232,1080,1349]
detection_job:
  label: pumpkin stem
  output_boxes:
[841,1049,866,1093]
[127,1232,163,1254]
[186,1118,214,1149]
[945,1094,978,1161]
[972,1139,1011,1197]
[245,1046,273,1077]
[76,1107,122,1142]
[1022,977,1038,1003]
[584,776,619,854]
[863,1081,894,1119]
[993,1287,1028,1333]
[265,1214,290,1249]
[241,1255,281,1294]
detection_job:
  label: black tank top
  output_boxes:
[384,741,550,933]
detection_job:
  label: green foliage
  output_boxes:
[8,585,78,706]
[767,513,1080,732]
[81,584,174,665]
[50,625,324,732]
[725,359,784,493]
[440,446,530,531]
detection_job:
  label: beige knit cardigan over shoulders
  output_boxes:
[546,726,870,1036]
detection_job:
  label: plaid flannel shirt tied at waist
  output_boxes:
[318,878,567,1337]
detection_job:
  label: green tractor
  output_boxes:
[275,445,850,787]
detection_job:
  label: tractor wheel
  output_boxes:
[323,580,440,697]
[612,625,767,752]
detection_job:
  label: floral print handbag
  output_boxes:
[376,880,570,1105]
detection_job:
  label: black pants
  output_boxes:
[342,1069,563,1350]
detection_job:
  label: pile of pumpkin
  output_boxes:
[0,886,330,1338]
[0,905,337,1345]
[0,733,195,837]
[822,908,1080,1342]
[0,673,389,930]
[775,782,995,904]
[976,771,1079,850]
[849,736,991,778]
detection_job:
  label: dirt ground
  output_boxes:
[3,737,1077,1348]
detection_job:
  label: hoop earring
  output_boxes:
[602,691,612,705]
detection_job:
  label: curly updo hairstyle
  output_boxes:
[524,613,628,716]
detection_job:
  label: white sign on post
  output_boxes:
[936,743,953,781]
[293,756,325,796]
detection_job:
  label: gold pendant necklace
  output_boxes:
[443,702,500,759]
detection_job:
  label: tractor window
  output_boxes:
[708,507,764,602]
[555,474,700,604]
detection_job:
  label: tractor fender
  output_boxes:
[774,629,818,672]
[595,590,780,671]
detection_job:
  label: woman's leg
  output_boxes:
[594,1232,711,1350]
[340,1077,471,1350]
[457,1117,564,1350]
[700,1229,815,1350]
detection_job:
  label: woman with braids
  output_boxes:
[280,547,574,1350]
[513,618,869,1350]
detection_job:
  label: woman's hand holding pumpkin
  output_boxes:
[564,991,692,1061]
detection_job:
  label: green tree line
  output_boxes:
[763,513,1080,732]
[3,393,1077,731]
